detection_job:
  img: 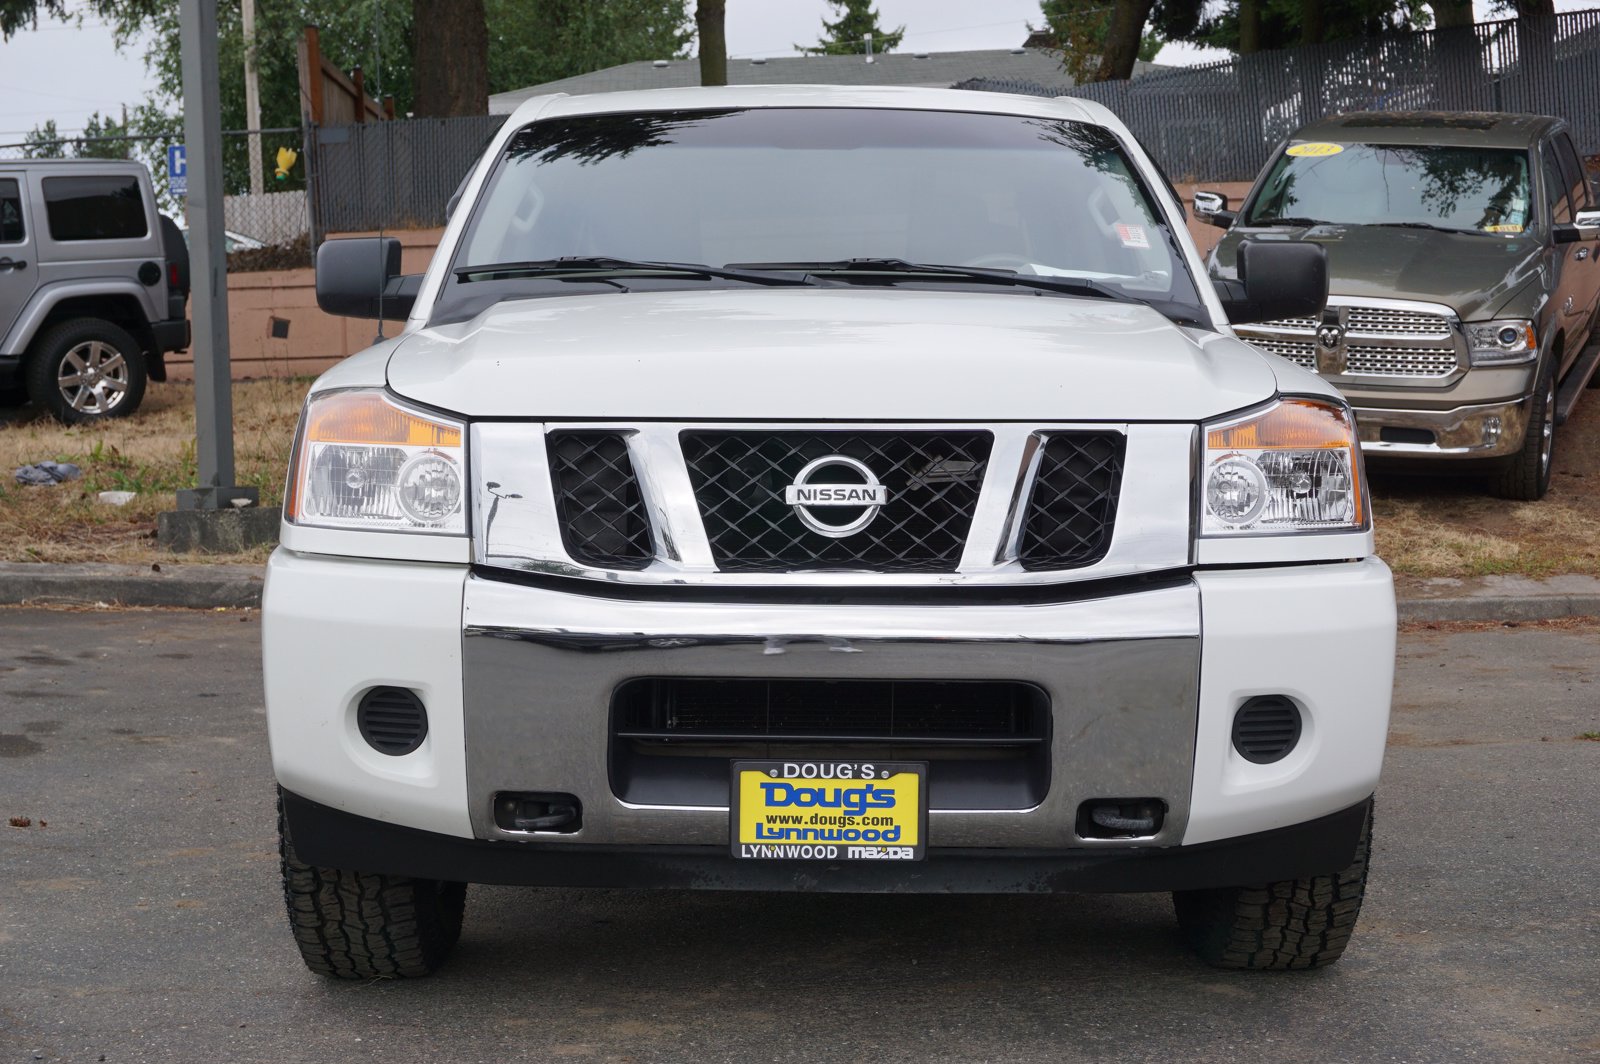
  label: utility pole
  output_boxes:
[242,0,264,197]
[174,0,255,515]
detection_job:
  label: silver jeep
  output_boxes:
[0,158,190,422]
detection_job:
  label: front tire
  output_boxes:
[1490,356,1556,501]
[24,318,147,424]
[277,793,467,979]
[1172,804,1372,970]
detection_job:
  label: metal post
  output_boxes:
[177,0,254,511]
[242,0,265,198]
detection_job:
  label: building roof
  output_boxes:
[490,48,1168,115]
[1294,111,1563,149]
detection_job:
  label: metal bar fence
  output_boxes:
[1062,10,1600,181]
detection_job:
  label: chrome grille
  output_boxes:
[1345,345,1458,377]
[681,431,992,573]
[1347,307,1452,336]
[1247,338,1317,369]
[1238,300,1461,381]
[1018,434,1125,571]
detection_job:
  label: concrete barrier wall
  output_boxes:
[170,184,1254,383]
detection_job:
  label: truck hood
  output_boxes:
[1212,224,1544,321]
[385,289,1277,421]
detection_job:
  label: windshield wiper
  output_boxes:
[453,256,819,286]
[726,257,1133,301]
[1367,221,1479,234]
[1246,216,1329,227]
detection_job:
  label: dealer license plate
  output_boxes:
[730,760,926,861]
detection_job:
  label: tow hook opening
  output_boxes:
[494,792,583,834]
[1077,798,1166,840]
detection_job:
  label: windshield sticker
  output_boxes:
[1484,223,1525,233]
[1286,142,1346,157]
[1115,222,1150,249]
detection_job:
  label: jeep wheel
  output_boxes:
[1490,356,1556,501]
[277,793,467,979]
[1172,804,1372,970]
[25,319,147,424]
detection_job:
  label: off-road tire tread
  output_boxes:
[277,793,466,979]
[24,318,147,424]
[1173,805,1372,970]
[1490,356,1554,501]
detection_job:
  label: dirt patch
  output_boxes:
[0,378,304,564]
[1371,393,1600,578]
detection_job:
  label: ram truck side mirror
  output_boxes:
[1193,191,1237,229]
[316,237,421,321]
[1213,239,1328,325]
[1553,209,1600,244]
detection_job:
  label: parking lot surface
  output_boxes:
[1,608,1597,1064]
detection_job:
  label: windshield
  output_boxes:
[447,107,1203,317]
[1246,142,1532,234]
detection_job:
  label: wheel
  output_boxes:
[24,318,147,423]
[277,792,467,979]
[1172,804,1372,970]
[1489,355,1556,501]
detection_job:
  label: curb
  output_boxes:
[0,562,265,610]
[0,564,1597,624]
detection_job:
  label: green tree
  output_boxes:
[1154,0,1431,55]
[21,112,132,159]
[797,0,904,56]
[21,118,66,158]
[487,0,693,93]
[1035,0,1165,82]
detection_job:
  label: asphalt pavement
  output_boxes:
[1,608,1597,1064]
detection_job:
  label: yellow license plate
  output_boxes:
[730,760,926,861]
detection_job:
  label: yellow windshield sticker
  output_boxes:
[1286,142,1346,157]
[1484,223,1525,233]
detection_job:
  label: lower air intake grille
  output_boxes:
[548,431,654,570]
[1232,695,1302,764]
[1018,433,1125,570]
[681,431,992,573]
[357,687,429,756]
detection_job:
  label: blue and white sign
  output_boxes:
[167,144,187,198]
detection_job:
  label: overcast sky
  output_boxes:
[0,0,1591,142]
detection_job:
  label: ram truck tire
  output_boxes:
[1172,804,1372,970]
[277,793,467,979]
[25,318,148,424]
[1489,355,1556,502]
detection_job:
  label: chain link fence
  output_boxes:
[1063,10,1600,182]
[305,115,504,237]
[0,128,312,271]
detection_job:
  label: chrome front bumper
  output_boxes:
[1354,395,1531,458]
[462,573,1202,850]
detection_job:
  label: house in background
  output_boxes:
[490,48,1170,113]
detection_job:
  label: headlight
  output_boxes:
[1467,319,1536,366]
[1201,397,1365,536]
[285,389,466,535]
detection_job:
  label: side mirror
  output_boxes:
[316,237,420,320]
[1213,239,1328,325]
[1193,191,1237,229]
[1553,209,1600,244]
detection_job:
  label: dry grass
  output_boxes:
[3,372,1600,575]
[1372,388,1600,578]
[0,378,308,564]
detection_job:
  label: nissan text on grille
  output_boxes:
[266,85,1397,978]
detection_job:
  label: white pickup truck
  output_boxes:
[264,85,1397,978]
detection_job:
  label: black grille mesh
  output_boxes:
[616,678,1045,742]
[681,431,991,573]
[548,432,654,570]
[1018,433,1125,571]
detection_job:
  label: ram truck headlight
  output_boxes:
[1201,397,1366,536]
[1466,319,1537,366]
[285,389,466,535]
